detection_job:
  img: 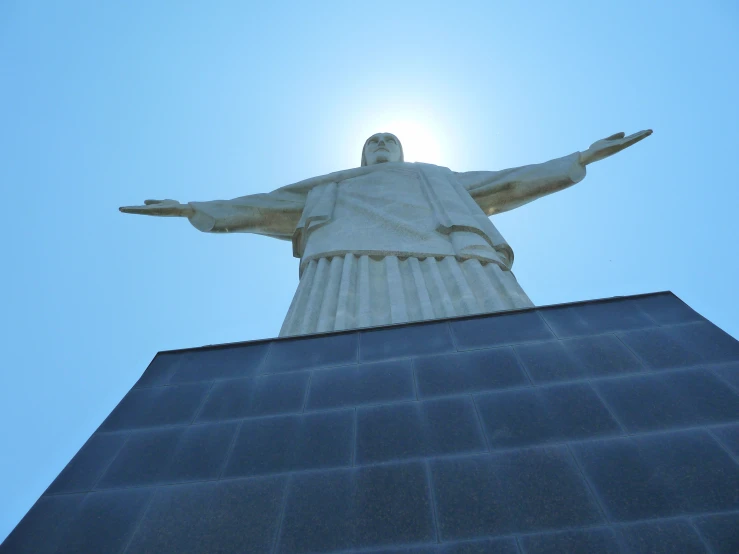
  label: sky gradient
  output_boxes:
[1,0,738,542]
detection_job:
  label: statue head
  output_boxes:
[361,132,404,166]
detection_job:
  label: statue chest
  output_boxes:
[334,166,433,221]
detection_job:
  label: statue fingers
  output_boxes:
[144,199,179,205]
[620,129,653,148]
[119,204,179,216]
[119,205,152,214]
[589,132,625,149]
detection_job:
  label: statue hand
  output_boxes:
[119,199,194,217]
[579,129,652,166]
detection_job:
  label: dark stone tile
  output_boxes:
[46,432,129,494]
[125,477,286,554]
[169,343,270,383]
[515,335,643,384]
[669,322,739,365]
[196,372,310,422]
[370,540,519,554]
[618,519,709,554]
[415,348,528,398]
[352,463,436,552]
[100,382,210,431]
[519,527,624,554]
[356,397,486,464]
[165,422,239,482]
[264,333,358,373]
[693,512,739,554]
[540,298,655,338]
[371,546,437,554]
[134,352,184,388]
[278,461,434,554]
[572,430,739,521]
[430,447,603,541]
[97,423,237,488]
[713,362,739,391]
[97,427,182,488]
[53,488,152,554]
[475,383,622,449]
[124,481,213,553]
[440,537,520,553]
[450,311,553,351]
[0,494,84,554]
[635,293,704,325]
[199,476,287,554]
[617,326,701,370]
[306,359,414,410]
[711,423,739,457]
[277,468,354,554]
[619,322,739,370]
[360,322,455,362]
[223,410,353,477]
[593,369,739,433]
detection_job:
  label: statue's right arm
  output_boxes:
[120,189,306,241]
[187,191,305,239]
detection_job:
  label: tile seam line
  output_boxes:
[612,332,652,371]
[411,357,420,401]
[300,372,313,413]
[351,408,358,467]
[636,301,662,327]
[564,443,612,525]
[337,511,738,554]
[446,319,460,353]
[708,366,739,396]
[256,340,277,376]
[686,517,719,554]
[269,474,292,554]
[131,327,735,391]
[535,310,560,345]
[153,291,675,356]
[75,470,310,495]
[587,379,630,436]
[117,482,160,554]
[41,487,739,545]
[100,405,372,433]
[424,460,442,544]
[216,419,244,481]
[85,410,739,461]
[510,344,535,386]
[538,316,706,342]
[705,427,739,465]
[189,380,217,424]
[88,432,133,493]
[470,394,492,452]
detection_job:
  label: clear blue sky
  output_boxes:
[1,0,738,542]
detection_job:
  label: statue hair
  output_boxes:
[361,133,404,166]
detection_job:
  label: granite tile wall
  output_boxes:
[3,292,739,554]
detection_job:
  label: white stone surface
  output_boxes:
[121,130,651,335]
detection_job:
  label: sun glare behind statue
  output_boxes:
[352,117,453,167]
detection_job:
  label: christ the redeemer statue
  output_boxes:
[121,130,651,336]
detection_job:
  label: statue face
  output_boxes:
[363,133,402,165]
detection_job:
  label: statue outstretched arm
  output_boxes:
[458,130,651,215]
[119,189,306,240]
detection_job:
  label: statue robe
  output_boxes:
[187,153,585,336]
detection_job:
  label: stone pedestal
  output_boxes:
[3,292,739,553]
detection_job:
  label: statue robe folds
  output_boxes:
[188,154,586,336]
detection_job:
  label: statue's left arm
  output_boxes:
[119,187,307,240]
[457,130,652,215]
